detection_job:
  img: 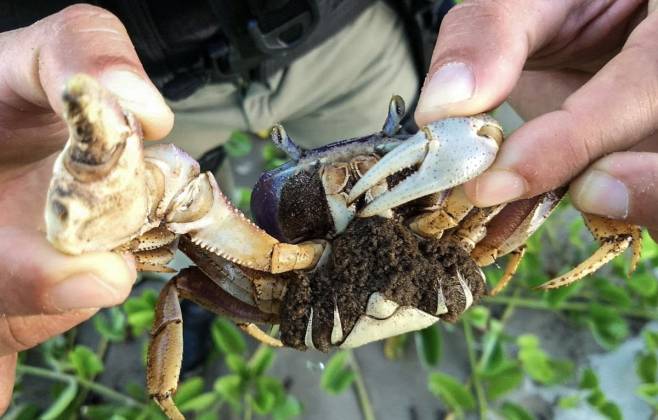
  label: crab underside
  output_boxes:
[44,75,642,420]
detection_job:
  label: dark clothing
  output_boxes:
[0,1,454,100]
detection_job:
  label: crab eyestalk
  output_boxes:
[46,74,150,254]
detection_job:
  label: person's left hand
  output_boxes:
[0,5,173,412]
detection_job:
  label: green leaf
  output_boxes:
[517,334,572,385]
[543,282,582,308]
[40,378,78,420]
[579,368,598,390]
[586,304,629,350]
[178,392,217,413]
[249,346,276,376]
[427,372,476,413]
[637,383,658,409]
[586,389,606,407]
[252,376,285,414]
[320,351,356,395]
[225,131,252,157]
[558,395,581,409]
[416,325,442,368]
[226,354,249,376]
[642,231,658,261]
[644,330,658,352]
[463,306,490,329]
[477,320,505,375]
[92,307,127,342]
[214,374,244,409]
[174,376,204,407]
[629,272,658,298]
[211,318,247,355]
[484,363,523,400]
[597,401,622,420]
[123,290,157,336]
[273,395,303,420]
[2,403,40,420]
[636,352,657,383]
[592,279,632,307]
[40,336,68,371]
[499,401,535,420]
[68,345,104,379]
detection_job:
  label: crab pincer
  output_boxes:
[347,115,503,216]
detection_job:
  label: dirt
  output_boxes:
[279,217,487,351]
[278,168,334,242]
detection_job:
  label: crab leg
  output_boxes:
[538,215,642,289]
[489,245,527,296]
[449,204,506,252]
[409,188,474,238]
[148,267,281,419]
[471,190,566,266]
[348,115,502,217]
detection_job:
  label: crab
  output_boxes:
[44,75,642,419]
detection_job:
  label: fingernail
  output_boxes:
[474,169,527,206]
[49,273,121,311]
[417,62,475,113]
[572,169,629,219]
[100,70,170,120]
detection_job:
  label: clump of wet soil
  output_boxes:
[279,217,486,351]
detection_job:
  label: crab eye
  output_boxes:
[477,124,503,146]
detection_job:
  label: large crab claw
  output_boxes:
[45,74,149,254]
[46,74,324,275]
[348,115,503,217]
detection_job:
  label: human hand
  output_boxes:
[0,4,173,412]
[416,0,658,239]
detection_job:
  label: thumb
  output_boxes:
[0,227,136,315]
[569,152,658,239]
[0,4,173,139]
[414,0,573,126]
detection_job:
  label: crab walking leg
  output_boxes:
[488,246,527,296]
[538,215,642,289]
[409,188,474,238]
[237,323,284,347]
[470,190,566,266]
[449,205,506,252]
[350,115,502,217]
[148,268,280,419]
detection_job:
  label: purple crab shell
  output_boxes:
[251,133,407,243]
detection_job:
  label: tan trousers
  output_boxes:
[164,1,418,158]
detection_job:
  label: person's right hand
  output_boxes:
[416,0,658,240]
[0,4,173,413]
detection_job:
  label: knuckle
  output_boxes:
[50,4,128,40]
[0,316,33,355]
[54,4,122,27]
[433,0,528,69]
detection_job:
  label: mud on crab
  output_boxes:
[45,75,642,419]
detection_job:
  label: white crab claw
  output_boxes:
[349,115,503,217]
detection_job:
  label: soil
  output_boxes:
[279,217,487,351]
[278,168,334,242]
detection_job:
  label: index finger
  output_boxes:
[464,11,658,206]
[0,4,173,139]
